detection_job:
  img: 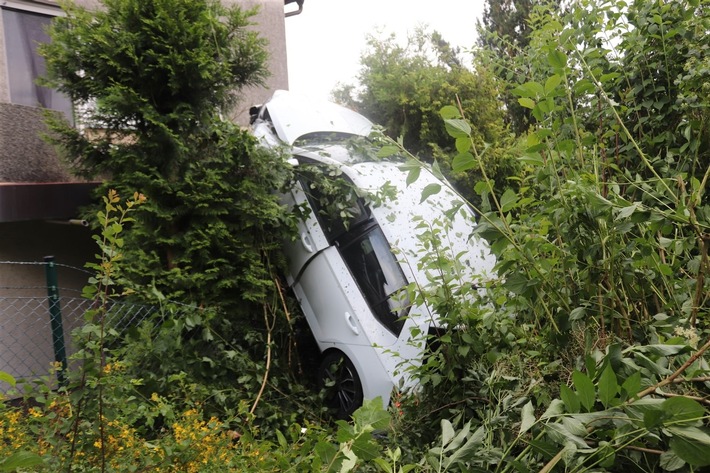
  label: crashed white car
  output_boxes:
[252,90,495,417]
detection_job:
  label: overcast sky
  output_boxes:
[284,0,486,101]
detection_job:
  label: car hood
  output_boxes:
[259,90,373,145]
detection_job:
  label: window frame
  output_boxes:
[1,1,72,121]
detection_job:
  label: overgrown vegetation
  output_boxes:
[0,0,708,471]
[38,0,309,426]
[332,28,522,206]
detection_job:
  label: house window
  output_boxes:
[2,6,73,121]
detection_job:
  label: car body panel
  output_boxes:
[252,90,372,145]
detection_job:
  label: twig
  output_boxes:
[539,449,563,473]
[250,303,276,415]
[636,337,710,399]
[624,445,664,455]
[654,392,710,406]
[670,376,710,384]
[274,277,302,374]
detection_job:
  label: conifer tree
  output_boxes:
[42,0,293,315]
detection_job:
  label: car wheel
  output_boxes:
[318,351,363,419]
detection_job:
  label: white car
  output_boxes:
[252,90,495,417]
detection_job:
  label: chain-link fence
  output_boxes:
[0,259,159,391]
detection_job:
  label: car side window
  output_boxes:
[297,169,369,242]
[297,169,410,335]
[339,227,410,336]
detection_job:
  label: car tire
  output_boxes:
[318,351,363,419]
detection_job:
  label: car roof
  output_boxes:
[259,90,373,145]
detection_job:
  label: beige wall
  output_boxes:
[234,0,290,122]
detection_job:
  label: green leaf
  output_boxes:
[660,451,686,471]
[518,153,544,166]
[629,344,688,357]
[275,429,288,449]
[520,401,536,434]
[662,396,706,425]
[621,372,641,399]
[544,74,563,95]
[500,189,518,212]
[377,145,400,158]
[0,371,16,387]
[644,409,667,429]
[441,419,455,446]
[0,451,44,471]
[513,81,544,98]
[573,78,596,95]
[504,272,530,295]
[443,422,471,452]
[668,427,710,466]
[546,422,587,448]
[615,202,639,220]
[541,399,565,420]
[548,49,568,69]
[351,435,380,461]
[624,398,665,423]
[352,397,390,430]
[560,384,580,413]
[528,439,558,460]
[572,371,596,412]
[444,118,471,138]
[401,164,420,186]
[597,365,619,408]
[452,152,476,173]
[455,136,471,154]
[597,441,616,468]
[599,72,620,83]
[518,97,536,109]
[442,426,485,468]
[420,184,441,203]
[439,105,460,119]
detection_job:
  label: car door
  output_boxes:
[283,173,370,347]
[284,166,409,349]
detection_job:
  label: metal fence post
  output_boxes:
[44,255,67,386]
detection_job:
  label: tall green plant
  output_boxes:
[333,28,520,206]
[385,0,710,470]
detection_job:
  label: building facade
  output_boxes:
[0,0,294,382]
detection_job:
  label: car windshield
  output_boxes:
[294,135,405,165]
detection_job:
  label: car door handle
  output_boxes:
[300,232,314,252]
[344,312,359,335]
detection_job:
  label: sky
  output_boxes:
[284,0,486,102]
